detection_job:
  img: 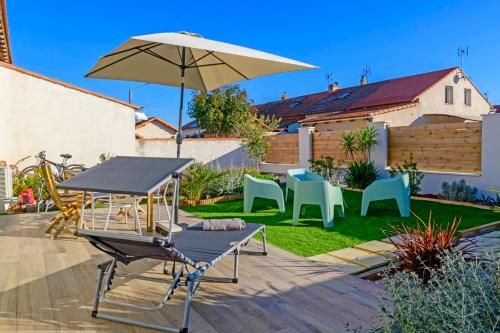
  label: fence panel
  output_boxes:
[312,130,352,162]
[388,122,482,173]
[265,134,299,164]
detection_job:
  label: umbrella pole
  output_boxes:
[171,47,186,241]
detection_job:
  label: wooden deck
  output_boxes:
[0,208,387,332]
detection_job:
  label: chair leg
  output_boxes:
[292,199,301,225]
[396,197,410,217]
[46,213,64,233]
[244,195,255,213]
[277,195,285,213]
[361,197,370,216]
[321,205,334,228]
[104,203,112,231]
[336,203,345,218]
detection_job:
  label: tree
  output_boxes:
[188,85,253,137]
[239,114,279,163]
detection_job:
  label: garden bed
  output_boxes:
[180,193,243,207]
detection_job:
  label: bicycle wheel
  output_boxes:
[18,165,40,177]
[66,164,86,171]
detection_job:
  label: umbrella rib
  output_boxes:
[211,53,249,80]
[85,43,162,77]
[185,51,214,68]
[141,49,180,67]
[100,42,160,58]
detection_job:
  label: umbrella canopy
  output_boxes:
[85,32,317,91]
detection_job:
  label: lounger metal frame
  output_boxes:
[80,225,267,333]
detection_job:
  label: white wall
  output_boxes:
[135,138,254,169]
[0,65,136,168]
[136,122,176,139]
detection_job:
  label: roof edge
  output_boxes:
[0,0,12,64]
[0,61,140,109]
[136,116,178,132]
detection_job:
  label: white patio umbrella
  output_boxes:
[85,31,317,237]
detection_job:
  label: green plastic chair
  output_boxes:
[285,168,324,201]
[361,173,410,217]
[292,180,344,228]
[244,174,285,213]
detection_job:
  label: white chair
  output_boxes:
[102,194,143,235]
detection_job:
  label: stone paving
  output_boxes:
[310,229,500,275]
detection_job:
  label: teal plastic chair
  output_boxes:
[361,173,410,217]
[285,168,324,201]
[292,180,344,228]
[244,174,285,213]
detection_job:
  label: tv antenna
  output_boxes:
[326,73,334,85]
[458,46,468,71]
[361,65,371,84]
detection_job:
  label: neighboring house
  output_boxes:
[135,117,177,139]
[0,0,139,167]
[181,120,204,137]
[255,67,494,132]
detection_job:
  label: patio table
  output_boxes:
[57,156,193,232]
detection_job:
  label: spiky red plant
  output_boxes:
[385,212,476,282]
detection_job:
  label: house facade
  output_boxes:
[256,67,493,132]
[135,117,177,139]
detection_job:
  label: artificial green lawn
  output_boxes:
[182,190,500,257]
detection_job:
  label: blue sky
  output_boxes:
[7,1,500,125]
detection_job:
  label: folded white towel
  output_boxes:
[202,218,246,231]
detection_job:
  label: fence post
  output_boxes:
[480,113,500,190]
[370,121,389,176]
[298,127,314,168]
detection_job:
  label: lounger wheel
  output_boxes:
[91,310,98,318]
[263,251,268,256]
[232,278,238,283]
[179,328,188,333]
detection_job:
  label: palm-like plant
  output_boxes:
[342,131,356,161]
[357,125,378,161]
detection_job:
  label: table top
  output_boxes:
[57,156,193,196]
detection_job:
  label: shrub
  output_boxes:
[375,250,499,333]
[345,160,378,189]
[181,163,221,201]
[207,167,244,197]
[309,155,343,183]
[384,212,475,282]
[389,153,424,195]
[440,179,478,202]
[13,168,49,201]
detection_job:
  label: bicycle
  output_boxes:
[17,151,86,212]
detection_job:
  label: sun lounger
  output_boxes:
[76,222,267,333]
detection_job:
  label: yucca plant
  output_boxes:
[385,212,476,282]
[342,131,357,161]
[356,125,378,161]
[181,163,222,201]
[345,160,379,189]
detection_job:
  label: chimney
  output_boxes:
[328,82,340,92]
[360,74,368,85]
[280,91,288,100]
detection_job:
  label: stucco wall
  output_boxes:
[0,66,136,168]
[136,122,176,139]
[313,118,368,131]
[135,138,254,168]
[417,69,491,120]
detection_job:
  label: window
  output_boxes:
[464,88,471,106]
[288,96,307,109]
[445,86,453,104]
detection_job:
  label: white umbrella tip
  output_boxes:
[177,31,204,38]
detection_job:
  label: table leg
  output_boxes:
[147,193,153,232]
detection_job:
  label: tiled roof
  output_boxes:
[495,105,500,113]
[0,0,12,63]
[136,117,177,132]
[0,61,140,109]
[182,119,198,130]
[256,67,458,120]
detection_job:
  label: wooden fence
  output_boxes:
[265,134,299,164]
[388,122,482,173]
[312,130,358,162]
